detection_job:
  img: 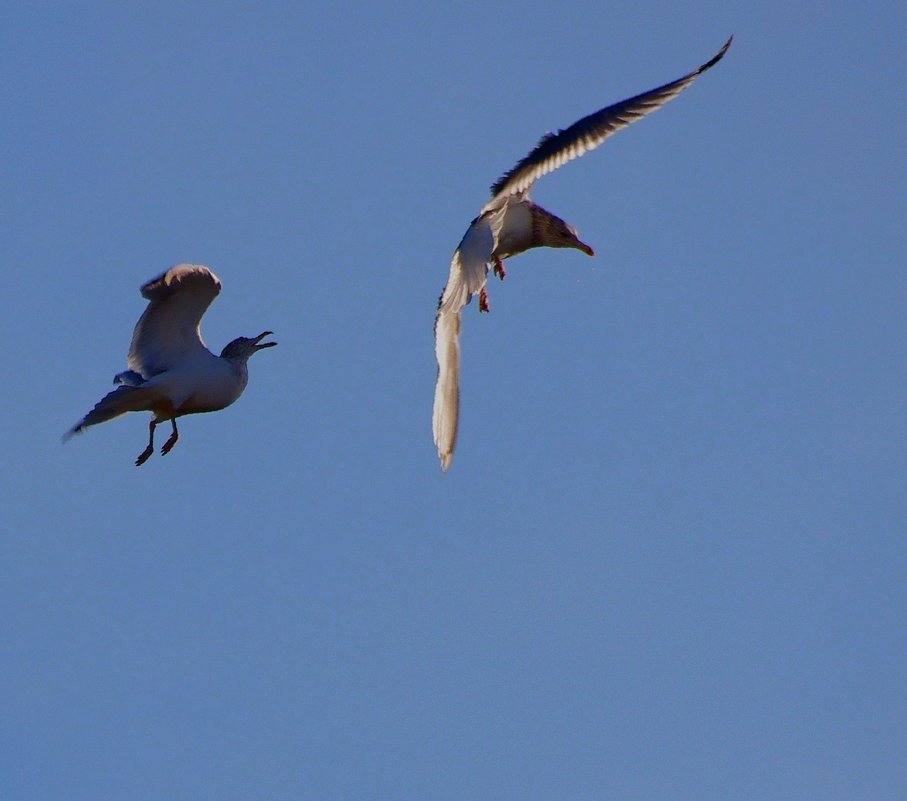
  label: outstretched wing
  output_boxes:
[432,212,500,471]
[432,309,461,472]
[486,36,732,205]
[127,264,222,378]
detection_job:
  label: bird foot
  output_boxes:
[493,258,506,281]
[479,287,490,313]
[161,432,179,456]
[135,445,154,466]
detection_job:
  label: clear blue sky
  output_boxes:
[2,2,905,799]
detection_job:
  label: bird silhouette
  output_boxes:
[433,37,733,471]
[65,264,277,465]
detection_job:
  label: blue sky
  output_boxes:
[2,2,905,799]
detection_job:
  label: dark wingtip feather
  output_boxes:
[61,423,83,442]
[698,35,733,75]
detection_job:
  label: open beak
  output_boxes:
[253,331,277,350]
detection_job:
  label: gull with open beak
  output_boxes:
[65,263,277,465]
[432,36,733,471]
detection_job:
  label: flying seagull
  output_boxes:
[432,36,732,471]
[65,264,277,465]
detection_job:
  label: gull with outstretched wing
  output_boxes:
[65,264,277,465]
[432,36,732,471]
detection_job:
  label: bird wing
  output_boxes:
[432,212,500,470]
[485,36,732,206]
[127,264,222,378]
[432,309,461,472]
[437,213,498,315]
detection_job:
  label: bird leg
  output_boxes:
[161,418,179,456]
[493,257,507,281]
[479,287,491,313]
[136,420,156,466]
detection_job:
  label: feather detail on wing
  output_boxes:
[437,214,497,314]
[432,212,502,470]
[127,264,222,378]
[487,36,733,203]
[432,309,460,471]
[63,385,161,440]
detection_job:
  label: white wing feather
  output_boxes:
[432,310,461,472]
[127,264,222,378]
[432,213,501,470]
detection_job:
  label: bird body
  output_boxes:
[432,37,733,471]
[493,198,596,262]
[65,264,276,465]
[490,199,534,261]
[126,354,251,418]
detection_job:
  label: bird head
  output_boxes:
[220,331,278,361]
[533,211,595,256]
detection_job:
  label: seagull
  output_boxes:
[65,264,277,466]
[432,36,732,471]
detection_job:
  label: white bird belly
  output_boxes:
[146,361,248,416]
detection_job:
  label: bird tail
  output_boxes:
[63,385,158,441]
